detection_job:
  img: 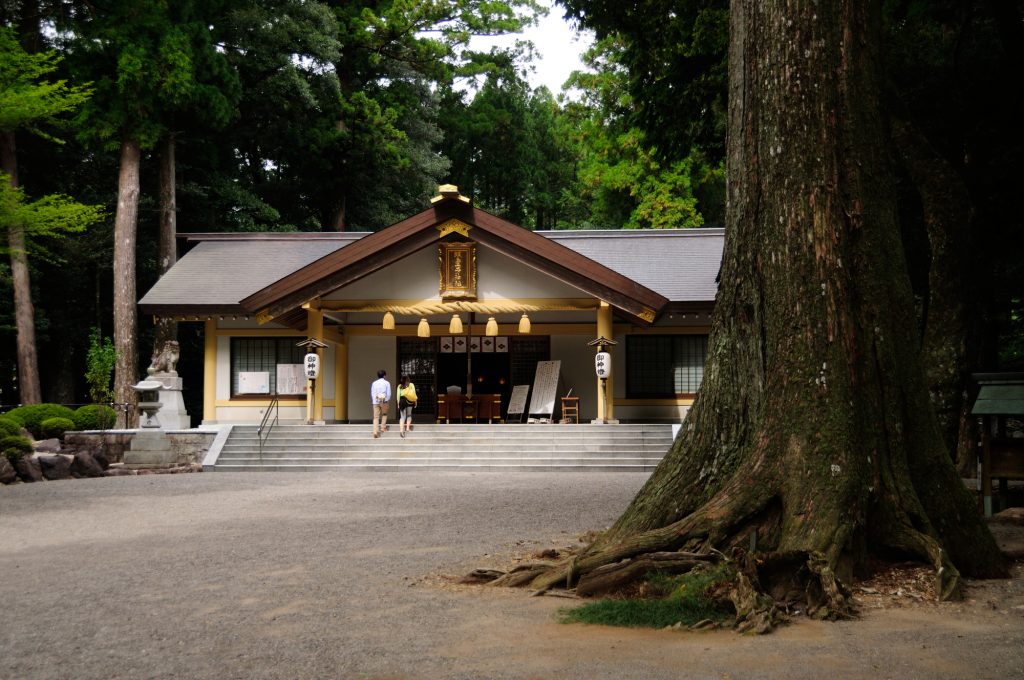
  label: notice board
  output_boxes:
[527,360,561,416]
[507,385,530,419]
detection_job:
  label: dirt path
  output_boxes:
[1,472,1021,679]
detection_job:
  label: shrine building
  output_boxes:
[138,186,723,425]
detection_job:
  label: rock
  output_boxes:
[91,448,111,470]
[38,454,73,480]
[69,451,105,479]
[33,438,62,454]
[14,455,43,483]
[990,507,1024,526]
[0,457,17,484]
[104,467,137,476]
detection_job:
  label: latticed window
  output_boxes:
[230,337,307,395]
[397,337,437,414]
[626,335,708,398]
[510,336,550,389]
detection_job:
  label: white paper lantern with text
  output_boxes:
[595,351,611,379]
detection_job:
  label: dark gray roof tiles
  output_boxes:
[540,228,724,302]
[138,228,724,309]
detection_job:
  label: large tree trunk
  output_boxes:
[113,138,141,424]
[154,135,177,351]
[890,117,978,475]
[525,0,1004,612]
[2,130,42,405]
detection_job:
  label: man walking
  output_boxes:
[371,369,392,438]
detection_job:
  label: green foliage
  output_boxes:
[41,417,75,440]
[85,328,118,404]
[0,416,22,438]
[0,27,92,135]
[560,564,735,629]
[4,404,76,439]
[73,404,118,431]
[0,435,33,461]
[0,176,106,262]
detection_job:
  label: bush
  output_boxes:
[0,416,21,438]
[41,417,76,440]
[4,404,76,439]
[1,435,33,461]
[73,404,118,430]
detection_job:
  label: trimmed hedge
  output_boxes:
[1,435,33,461]
[73,404,118,431]
[4,404,76,439]
[0,416,21,438]
[41,417,76,440]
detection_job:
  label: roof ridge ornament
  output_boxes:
[431,184,471,204]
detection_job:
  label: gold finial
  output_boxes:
[431,184,471,204]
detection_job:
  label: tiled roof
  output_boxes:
[138,237,360,311]
[541,228,724,302]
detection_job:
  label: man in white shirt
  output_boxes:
[370,369,392,438]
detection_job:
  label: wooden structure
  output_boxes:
[560,396,580,424]
[436,393,503,424]
[971,373,1024,517]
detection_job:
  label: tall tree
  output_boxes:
[523,0,1004,625]
[0,25,92,404]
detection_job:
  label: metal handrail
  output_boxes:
[256,394,280,469]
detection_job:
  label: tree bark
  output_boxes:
[113,138,141,423]
[154,135,177,350]
[890,117,978,474]
[524,0,1004,610]
[2,130,42,404]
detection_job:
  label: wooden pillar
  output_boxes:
[307,305,325,423]
[203,319,217,423]
[596,302,615,421]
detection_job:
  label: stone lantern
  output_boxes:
[133,379,164,428]
[124,380,175,469]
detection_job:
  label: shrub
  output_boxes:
[41,417,76,440]
[1,435,33,461]
[73,404,118,430]
[0,416,21,438]
[4,404,76,439]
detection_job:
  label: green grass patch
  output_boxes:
[560,564,735,629]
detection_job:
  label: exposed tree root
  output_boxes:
[574,552,716,598]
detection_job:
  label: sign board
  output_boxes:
[527,360,561,416]
[238,371,269,394]
[276,364,306,395]
[507,385,530,418]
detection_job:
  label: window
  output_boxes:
[230,337,308,396]
[626,335,708,398]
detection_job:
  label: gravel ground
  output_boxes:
[1,472,1022,680]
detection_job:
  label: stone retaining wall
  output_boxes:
[63,431,217,466]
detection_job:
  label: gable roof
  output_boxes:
[237,195,671,326]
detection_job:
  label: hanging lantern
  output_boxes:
[417,318,431,337]
[382,311,395,330]
[485,316,498,337]
[449,313,463,335]
[518,313,531,334]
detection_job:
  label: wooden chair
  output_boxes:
[560,396,580,424]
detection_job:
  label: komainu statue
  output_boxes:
[147,340,180,376]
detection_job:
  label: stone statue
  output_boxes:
[147,340,180,376]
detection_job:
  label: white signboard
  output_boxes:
[238,371,270,394]
[527,360,561,416]
[507,385,530,417]
[276,364,306,395]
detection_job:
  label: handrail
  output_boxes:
[256,394,280,469]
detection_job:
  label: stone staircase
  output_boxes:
[207,423,675,472]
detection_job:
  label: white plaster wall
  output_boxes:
[320,242,586,302]
[214,405,308,423]
[347,335,396,421]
